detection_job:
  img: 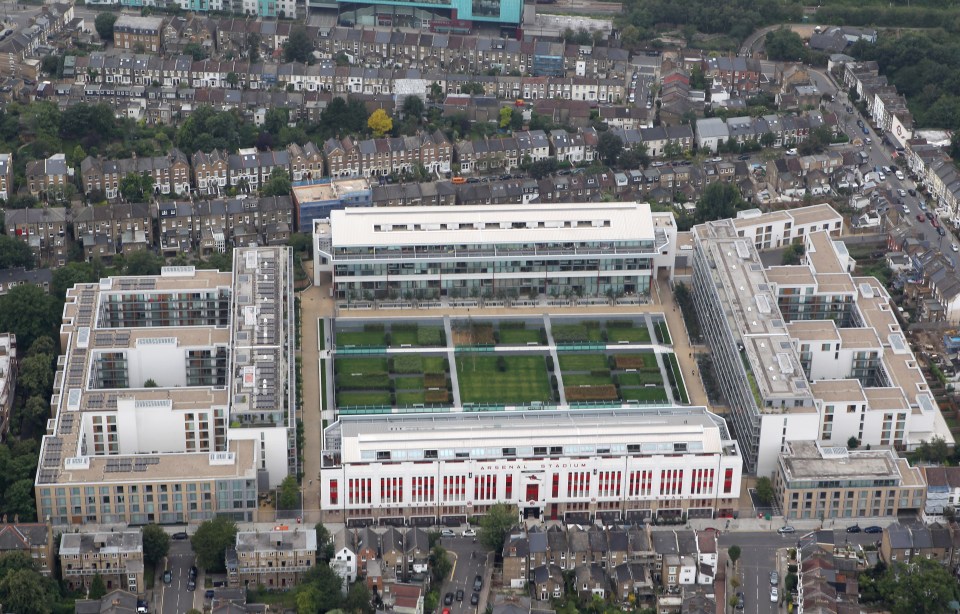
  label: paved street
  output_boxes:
[159,540,199,614]
[718,531,785,614]
[439,534,488,614]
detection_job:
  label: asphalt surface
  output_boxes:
[160,539,199,614]
[439,534,488,614]
[719,531,781,614]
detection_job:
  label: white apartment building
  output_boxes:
[35,247,296,527]
[314,202,677,300]
[319,407,743,526]
[691,205,952,476]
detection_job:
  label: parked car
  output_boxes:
[462,528,477,537]
[777,526,796,535]
[187,579,196,592]
[862,126,869,135]
[471,592,480,605]
[735,592,745,610]
[474,575,483,591]
[172,532,189,540]
[771,587,779,603]
[770,571,779,585]
[918,214,926,223]
[444,592,454,605]
[456,589,464,602]
[189,566,197,580]
[846,525,862,533]
[205,590,215,599]
[909,188,917,196]
[441,529,456,537]
[864,526,883,534]
[163,570,172,585]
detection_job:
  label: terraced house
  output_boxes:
[80,150,191,200]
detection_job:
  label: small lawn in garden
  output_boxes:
[551,322,605,343]
[606,322,652,343]
[336,357,389,374]
[392,355,424,374]
[558,354,608,371]
[337,329,388,346]
[620,387,669,403]
[456,355,552,405]
[396,391,427,405]
[337,390,392,406]
[655,321,672,344]
[423,356,448,374]
[499,327,542,345]
[563,372,615,386]
[389,324,446,347]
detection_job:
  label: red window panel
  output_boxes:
[723,468,733,494]
[505,475,513,500]
[552,474,560,498]
[330,479,338,505]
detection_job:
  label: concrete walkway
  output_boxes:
[542,314,567,406]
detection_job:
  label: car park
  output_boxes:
[864,526,883,534]
[777,526,796,535]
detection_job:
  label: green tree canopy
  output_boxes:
[764,28,806,62]
[754,476,774,505]
[191,516,238,572]
[88,573,107,600]
[479,503,517,552]
[95,13,117,42]
[118,172,154,202]
[0,565,57,614]
[728,545,741,565]
[0,235,34,270]
[262,168,292,197]
[123,250,164,276]
[861,558,960,614]
[284,27,315,64]
[278,475,300,510]
[695,182,746,224]
[401,95,425,121]
[0,284,60,351]
[597,131,624,167]
[142,524,171,566]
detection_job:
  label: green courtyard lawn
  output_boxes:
[606,323,652,343]
[499,327,542,345]
[336,390,392,407]
[456,355,553,405]
[335,357,388,375]
[557,354,608,371]
[620,386,669,403]
[336,329,388,346]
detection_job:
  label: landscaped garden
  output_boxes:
[456,354,553,405]
[335,322,446,348]
[557,351,669,404]
[334,354,453,409]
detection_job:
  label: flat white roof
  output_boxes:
[328,202,657,249]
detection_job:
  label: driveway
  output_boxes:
[439,534,489,614]
[159,540,199,614]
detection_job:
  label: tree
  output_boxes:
[0,235,34,270]
[864,558,960,614]
[183,42,207,61]
[915,436,950,464]
[284,27,314,64]
[300,564,345,610]
[764,28,806,62]
[430,545,452,583]
[367,109,393,138]
[143,379,158,388]
[343,581,373,614]
[695,182,745,224]
[402,95,425,121]
[95,13,117,42]
[755,477,774,505]
[781,243,804,265]
[118,172,154,202]
[0,285,60,351]
[428,81,444,103]
[847,436,860,449]
[479,503,516,551]
[52,261,103,300]
[246,32,261,63]
[499,106,513,129]
[527,158,559,179]
[60,103,118,146]
[191,516,238,572]
[19,354,53,398]
[760,132,777,147]
[278,475,300,510]
[288,233,313,258]
[262,168,292,197]
[3,479,38,521]
[23,396,49,427]
[40,55,60,77]
[88,573,107,600]
[597,131,624,167]
[619,143,650,170]
[123,250,164,276]
[142,524,170,566]
[0,567,55,614]
[728,545,741,567]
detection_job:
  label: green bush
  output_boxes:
[496,356,508,372]
[546,356,555,371]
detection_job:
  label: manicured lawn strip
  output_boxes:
[666,353,690,404]
[336,357,388,374]
[394,376,424,390]
[616,372,642,386]
[424,373,448,388]
[499,328,542,345]
[417,326,445,346]
[620,387,669,402]
[337,390,392,406]
[565,385,619,401]
[607,326,652,343]
[337,330,387,346]
[563,373,615,386]
[423,356,448,374]
[391,329,419,346]
[552,324,590,343]
[392,355,424,374]
[558,354,608,371]
[338,373,391,390]
[456,355,552,405]
[396,391,426,405]
[319,319,325,350]
[655,321,672,345]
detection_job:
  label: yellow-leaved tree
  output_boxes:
[367,108,393,138]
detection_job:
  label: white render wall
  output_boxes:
[756,412,820,478]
